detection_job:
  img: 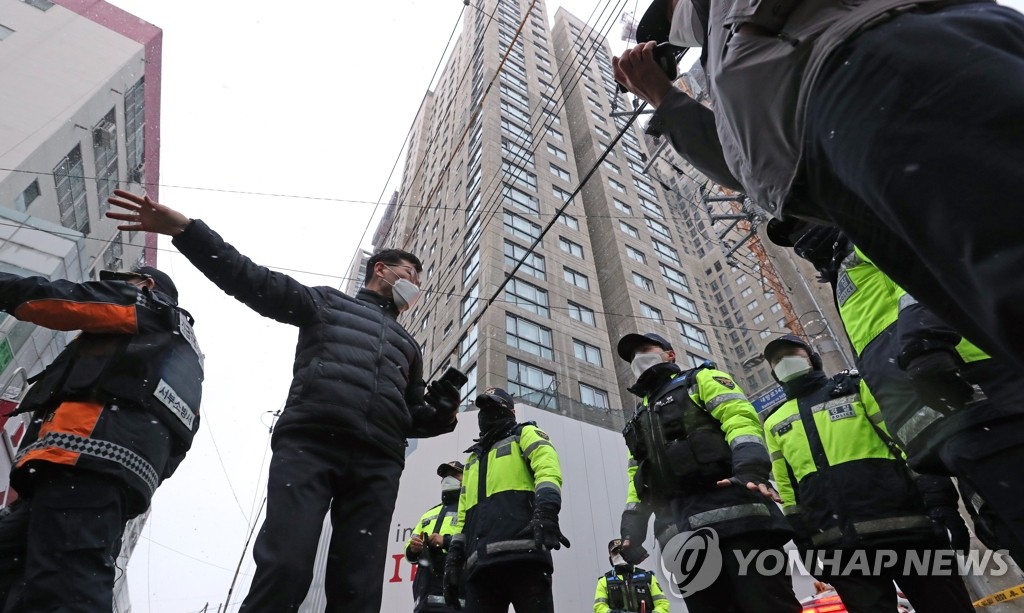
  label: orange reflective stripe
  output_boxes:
[15,401,104,469]
[18,447,79,467]
[38,401,104,438]
[14,300,137,333]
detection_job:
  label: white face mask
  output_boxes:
[773,356,813,382]
[382,265,421,311]
[440,476,461,493]
[631,351,665,378]
[668,0,705,47]
[610,554,628,567]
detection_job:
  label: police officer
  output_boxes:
[0,266,203,612]
[616,332,800,613]
[443,388,569,612]
[406,461,465,612]
[763,334,974,613]
[594,539,670,613]
[766,220,1024,552]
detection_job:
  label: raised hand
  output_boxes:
[106,189,191,236]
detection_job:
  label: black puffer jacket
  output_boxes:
[173,220,455,461]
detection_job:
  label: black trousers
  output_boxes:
[463,561,554,613]
[0,467,127,613]
[681,536,802,613]
[802,3,1024,375]
[239,431,403,613]
[819,547,974,613]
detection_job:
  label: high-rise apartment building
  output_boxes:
[0,1,164,610]
[373,0,850,417]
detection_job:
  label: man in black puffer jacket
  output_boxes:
[107,190,461,613]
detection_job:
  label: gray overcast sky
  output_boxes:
[103,1,1024,611]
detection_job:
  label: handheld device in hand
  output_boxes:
[616,42,682,93]
[438,367,469,390]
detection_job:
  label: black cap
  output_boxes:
[437,460,465,478]
[617,332,673,362]
[635,0,672,44]
[763,334,814,362]
[100,265,178,303]
[608,538,624,554]
[475,387,515,413]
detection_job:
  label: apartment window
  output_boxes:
[124,79,145,180]
[53,145,90,233]
[579,383,610,410]
[759,328,772,339]
[652,240,681,264]
[547,144,567,160]
[504,210,542,241]
[619,222,640,239]
[603,160,621,174]
[626,246,647,264]
[506,277,550,317]
[591,110,605,123]
[552,185,573,202]
[501,101,532,124]
[461,283,480,324]
[771,303,783,314]
[595,126,611,140]
[465,216,482,249]
[559,236,584,258]
[633,272,655,292]
[741,287,754,298]
[559,213,580,230]
[463,248,480,283]
[777,317,788,328]
[563,267,590,290]
[613,199,632,215]
[22,0,55,10]
[660,264,690,292]
[670,290,700,321]
[736,274,749,284]
[502,138,535,167]
[645,217,671,240]
[639,197,664,218]
[677,321,711,353]
[504,239,546,280]
[640,302,664,324]
[550,164,571,181]
[500,83,531,108]
[573,339,603,366]
[546,126,563,141]
[567,301,596,326]
[507,358,557,408]
[753,313,766,324]
[507,314,554,360]
[608,178,626,193]
[501,118,533,144]
[14,180,41,212]
[459,324,479,366]
[747,300,760,312]
[687,353,707,369]
[502,182,540,214]
[91,110,120,211]
[461,363,478,403]
[633,178,657,198]
[103,231,124,270]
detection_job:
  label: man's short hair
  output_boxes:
[364,249,422,284]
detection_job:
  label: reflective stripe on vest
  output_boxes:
[895,405,947,448]
[688,503,770,528]
[811,515,933,546]
[465,538,536,569]
[16,430,160,494]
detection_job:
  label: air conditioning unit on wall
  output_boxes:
[93,120,116,147]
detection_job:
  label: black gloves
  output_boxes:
[426,379,461,413]
[930,506,971,554]
[619,540,649,565]
[521,507,571,550]
[904,350,975,410]
[443,537,466,609]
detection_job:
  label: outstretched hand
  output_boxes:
[106,189,191,236]
[716,477,782,503]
